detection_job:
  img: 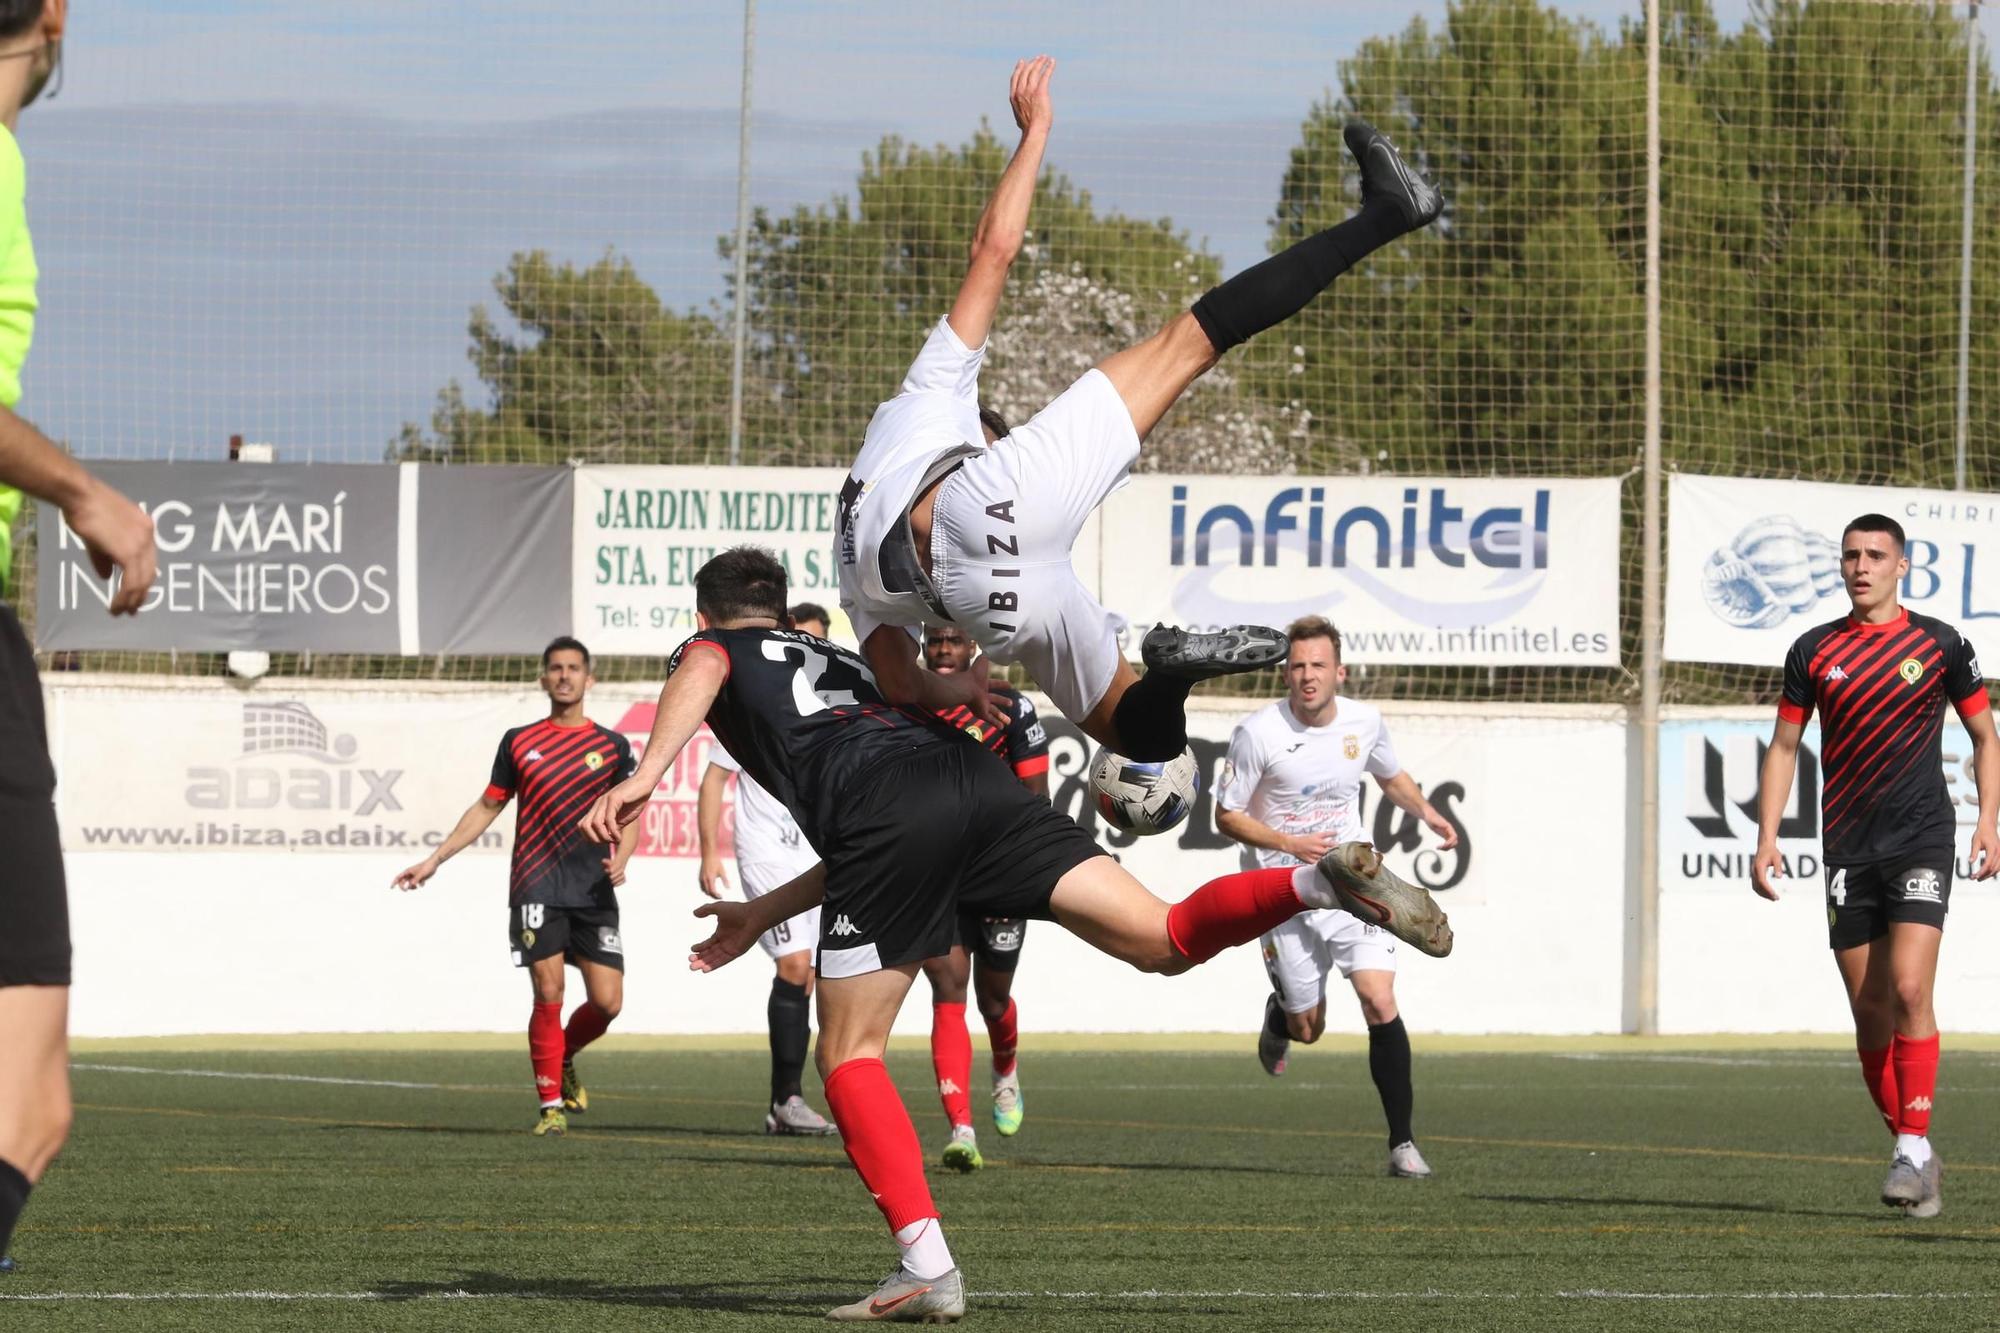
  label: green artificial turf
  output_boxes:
[6,1037,1999,1330]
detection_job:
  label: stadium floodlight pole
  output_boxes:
[726,0,758,469]
[1956,0,1980,491]
[1635,0,1664,1038]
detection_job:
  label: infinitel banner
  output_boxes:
[1666,474,2000,667]
[34,462,572,654]
[574,466,1621,667]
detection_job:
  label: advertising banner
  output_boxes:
[573,465,850,655]
[1666,474,2000,666]
[1098,476,1622,666]
[1658,714,1990,895]
[34,462,571,654]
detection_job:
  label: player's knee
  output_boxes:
[594,996,623,1023]
[1890,975,1933,1023]
[975,990,1011,1025]
[1359,997,1397,1027]
[20,1089,71,1180]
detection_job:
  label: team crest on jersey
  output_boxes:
[1343,734,1360,760]
[963,722,987,742]
[584,750,605,771]
[1899,657,1926,684]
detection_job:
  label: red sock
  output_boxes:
[1892,1031,1940,1135]
[931,1003,973,1128]
[564,1001,613,1060]
[1857,1044,1897,1135]
[824,1057,938,1233]
[1165,868,1305,966]
[987,998,1020,1078]
[528,1002,564,1106]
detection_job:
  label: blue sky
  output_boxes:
[17,0,1995,461]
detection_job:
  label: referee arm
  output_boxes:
[0,407,155,614]
[1750,717,1805,900]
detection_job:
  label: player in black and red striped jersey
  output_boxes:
[395,637,639,1136]
[1753,513,2000,1220]
[920,622,1049,1168]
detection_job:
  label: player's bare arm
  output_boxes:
[1965,705,2000,881]
[691,862,827,973]
[1751,717,1805,900]
[0,406,156,615]
[945,55,1053,350]
[1375,771,1458,850]
[580,647,727,844]
[1215,804,1336,864]
[695,761,732,899]
[862,625,1009,728]
[393,794,505,889]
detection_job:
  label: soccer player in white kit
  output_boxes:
[1216,617,1458,1179]
[696,603,837,1137]
[836,56,1442,762]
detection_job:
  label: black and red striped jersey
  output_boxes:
[669,626,968,855]
[486,718,636,907]
[1779,608,1988,865]
[933,684,1049,783]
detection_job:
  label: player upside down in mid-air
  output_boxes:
[582,547,1452,1323]
[396,637,640,1136]
[836,54,1441,762]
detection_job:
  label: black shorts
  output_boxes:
[818,745,1103,979]
[509,903,625,972]
[958,912,1026,974]
[0,606,68,988]
[1825,854,1952,950]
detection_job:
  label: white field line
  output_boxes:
[0,1288,1989,1304]
[70,1064,489,1092]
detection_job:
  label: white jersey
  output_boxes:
[710,742,810,871]
[1216,697,1401,871]
[836,315,987,645]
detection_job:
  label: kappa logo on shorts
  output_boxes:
[598,926,623,954]
[829,914,861,937]
[1902,868,1944,904]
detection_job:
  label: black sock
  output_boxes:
[1367,1015,1415,1147]
[768,978,811,1105]
[1263,995,1291,1041]
[0,1158,30,1260]
[1191,201,1409,354]
[1110,671,1196,762]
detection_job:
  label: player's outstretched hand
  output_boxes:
[392,856,438,891]
[1750,840,1783,900]
[580,775,652,846]
[689,899,757,973]
[1010,54,1054,137]
[1971,822,2000,881]
[64,476,157,616]
[1422,808,1460,851]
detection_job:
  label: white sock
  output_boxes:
[1896,1133,1932,1169]
[1292,863,1335,910]
[894,1216,955,1280]
[541,1099,563,1110]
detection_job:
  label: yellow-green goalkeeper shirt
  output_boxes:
[0,124,37,601]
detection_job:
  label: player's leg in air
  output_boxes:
[969,917,1027,1137]
[915,66,1441,763]
[559,956,623,1118]
[1835,914,1946,1217]
[920,946,982,1172]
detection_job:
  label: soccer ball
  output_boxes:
[1090,747,1200,836]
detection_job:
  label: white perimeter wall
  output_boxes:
[51,680,2000,1037]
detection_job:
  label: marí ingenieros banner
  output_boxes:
[1667,474,2000,667]
[33,462,572,654]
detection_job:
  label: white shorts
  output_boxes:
[1261,907,1398,1015]
[931,367,1140,724]
[740,856,821,962]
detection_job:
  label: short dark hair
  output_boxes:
[1286,615,1342,661]
[696,546,789,624]
[787,601,830,630]
[978,405,1011,442]
[542,635,591,670]
[0,2,45,40]
[1842,513,1906,553]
